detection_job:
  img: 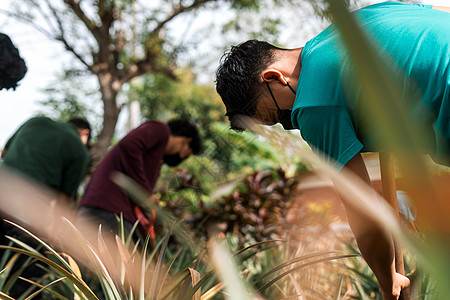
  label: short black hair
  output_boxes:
[167,119,202,155]
[215,40,282,130]
[68,117,91,143]
[0,33,27,90]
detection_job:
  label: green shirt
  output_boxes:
[2,117,89,196]
[292,2,450,169]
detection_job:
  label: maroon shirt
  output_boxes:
[80,121,170,223]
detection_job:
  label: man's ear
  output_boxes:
[78,129,90,145]
[262,69,287,85]
[79,129,90,137]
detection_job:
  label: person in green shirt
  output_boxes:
[0,116,91,297]
[215,3,450,300]
[1,116,91,199]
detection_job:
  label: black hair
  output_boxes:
[0,33,27,90]
[167,119,202,155]
[68,117,92,143]
[215,40,282,130]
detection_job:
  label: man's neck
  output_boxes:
[278,47,303,81]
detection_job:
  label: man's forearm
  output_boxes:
[343,199,397,295]
[339,153,408,299]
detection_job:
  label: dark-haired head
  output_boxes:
[215,40,282,130]
[167,119,202,155]
[0,33,27,90]
[68,117,91,146]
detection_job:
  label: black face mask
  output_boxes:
[163,153,185,167]
[265,81,296,130]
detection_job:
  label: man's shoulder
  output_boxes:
[115,120,170,151]
[356,1,430,13]
[141,120,169,129]
[297,42,346,109]
[20,116,54,128]
[11,116,60,140]
[136,120,171,136]
[27,116,52,122]
[302,27,344,77]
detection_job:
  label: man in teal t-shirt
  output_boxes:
[292,2,450,169]
[215,3,450,299]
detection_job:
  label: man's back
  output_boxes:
[79,121,170,223]
[3,116,89,196]
[292,2,450,168]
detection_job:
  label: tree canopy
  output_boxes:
[2,0,384,163]
[3,0,275,163]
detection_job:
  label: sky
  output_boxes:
[0,1,74,146]
[0,0,448,147]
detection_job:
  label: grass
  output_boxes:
[0,207,358,299]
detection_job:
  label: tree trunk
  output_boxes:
[90,73,122,166]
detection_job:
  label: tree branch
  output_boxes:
[56,37,91,69]
[63,0,116,71]
[45,1,91,68]
[97,0,117,66]
[0,8,54,39]
[63,0,103,44]
[121,0,211,83]
[98,0,115,31]
[119,60,176,84]
[30,0,61,35]
[153,0,211,34]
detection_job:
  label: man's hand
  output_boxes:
[380,272,410,300]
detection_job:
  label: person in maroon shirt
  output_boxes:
[78,119,202,236]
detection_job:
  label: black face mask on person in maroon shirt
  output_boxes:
[163,152,186,167]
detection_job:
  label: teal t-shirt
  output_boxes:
[291,2,450,169]
[2,117,90,196]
